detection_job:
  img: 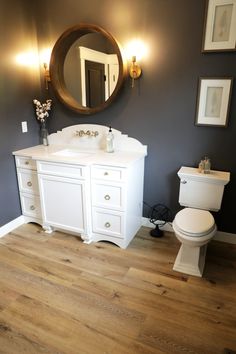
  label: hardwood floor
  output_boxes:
[0,224,235,354]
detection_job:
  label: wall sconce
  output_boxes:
[129,55,142,88]
[40,48,51,90]
[43,62,51,90]
[125,39,148,88]
[15,48,52,90]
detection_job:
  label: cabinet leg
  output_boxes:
[42,224,54,234]
[81,233,93,244]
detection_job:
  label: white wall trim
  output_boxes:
[0,216,25,238]
[214,231,236,245]
[141,217,236,245]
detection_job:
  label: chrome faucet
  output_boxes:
[75,130,99,137]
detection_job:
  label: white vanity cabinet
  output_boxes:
[36,160,90,238]
[15,156,42,223]
[13,124,147,248]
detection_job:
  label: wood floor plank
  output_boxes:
[0,282,20,313]
[0,223,235,354]
[76,270,236,339]
[0,295,146,354]
[0,260,146,341]
[124,267,236,313]
[0,233,129,279]
[137,315,236,354]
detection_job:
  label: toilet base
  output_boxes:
[173,243,208,277]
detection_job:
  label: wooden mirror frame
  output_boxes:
[49,24,126,115]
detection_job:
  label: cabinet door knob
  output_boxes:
[104,194,111,200]
[27,181,32,187]
[30,205,35,210]
[181,180,187,184]
[105,222,111,228]
[104,172,109,176]
[25,161,29,165]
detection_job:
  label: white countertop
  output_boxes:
[13,144,146,168]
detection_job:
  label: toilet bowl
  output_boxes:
[173,207,217,277]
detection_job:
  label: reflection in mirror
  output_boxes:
[49,24,126,115]
[64,33,118,108]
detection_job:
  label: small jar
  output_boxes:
[204,158,211,174]
[198,160,205,173]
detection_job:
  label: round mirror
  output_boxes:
[50,24,126,115]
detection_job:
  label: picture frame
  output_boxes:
[195,78,233,127]
[202,0,236,52]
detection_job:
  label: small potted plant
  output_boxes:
[33,99,52,146]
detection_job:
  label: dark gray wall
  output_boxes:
[1,0,235,234]
[0,0,41,225]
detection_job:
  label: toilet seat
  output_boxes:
[174,208,215,237]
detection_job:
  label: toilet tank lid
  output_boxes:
[178,166,230,185]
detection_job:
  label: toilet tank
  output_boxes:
[178,166,230,211]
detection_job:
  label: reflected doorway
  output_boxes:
[85,60,105,108]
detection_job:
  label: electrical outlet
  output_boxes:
[21,121,28,133]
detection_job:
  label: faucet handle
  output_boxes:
[75,129,99,137]
[75,130,85,137]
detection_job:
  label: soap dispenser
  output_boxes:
[204,157,211,174]
[106,126,114,153]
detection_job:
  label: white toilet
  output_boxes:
[173,166,230,277]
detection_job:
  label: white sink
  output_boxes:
[52,149,93,158]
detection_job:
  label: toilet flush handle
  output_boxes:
[181,180,187,184]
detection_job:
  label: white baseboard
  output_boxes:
[0,216,25,238]
[141,217,236,245]
[214,231,236,244]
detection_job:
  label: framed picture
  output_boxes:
[202,0,236,52]
[195,78,233,127]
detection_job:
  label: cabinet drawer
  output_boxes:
[17,169,39,194]
[20,193,42,219]
[92,208,124,238]
[15,156,36,170]
[92,182,125,211]
[91,165,126,182]
[37,161,86,179]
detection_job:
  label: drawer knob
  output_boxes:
[105,222,111,228]
[27,181,32,187]
[104,194,111,200]
[181,180,187,184]
[30,205,35,210]
[25,161,29,165]
[104,172,109,176]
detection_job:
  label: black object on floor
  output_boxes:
[147,203,172,238]
[150,224,163,237]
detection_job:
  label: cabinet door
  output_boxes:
[38,174,87,234]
